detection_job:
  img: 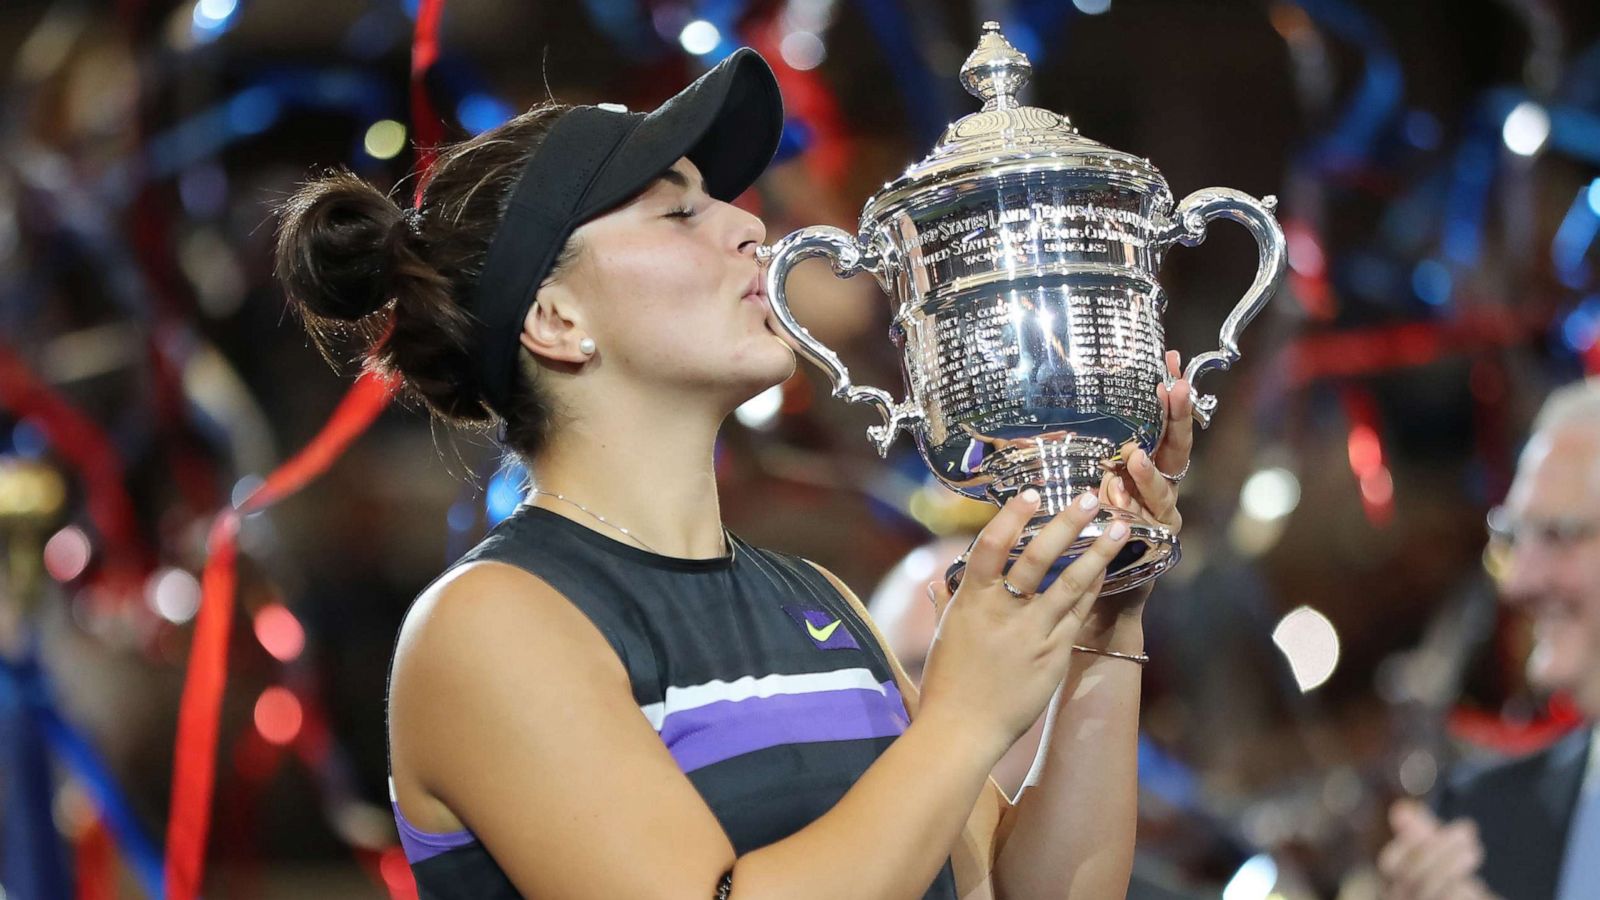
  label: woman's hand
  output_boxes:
[1103,350,1194,536]
[918,488,1132,760]
[1090,350,1195,623]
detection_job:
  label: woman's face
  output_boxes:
[550,157,795,405]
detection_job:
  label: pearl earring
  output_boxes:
[578,337,596,355]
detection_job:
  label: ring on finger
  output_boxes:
[1001,579,1032,599]
[1155,458,1190,484]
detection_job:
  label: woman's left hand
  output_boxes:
[1093,350,1195,621]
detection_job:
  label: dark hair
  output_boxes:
[273,103,580,460]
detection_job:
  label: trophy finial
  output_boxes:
[960,22,1032,111]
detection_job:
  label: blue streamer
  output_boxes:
[1290,0,1404,175]
[39,708,166,897]
[850,0,950,143]
[0,651,72,900]
[580,0,670,60]
[1549,105,1600,165]
[0,649,166,899]
[134,69,397,181]
[1558,37,1600,110]
[1559,295,1600,354]
[774,117,812,164]
[1137,733,1200,810]
[1553,182,1600,289]
[1438,127,1497,267]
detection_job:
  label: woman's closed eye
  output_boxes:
[665,205,699,220]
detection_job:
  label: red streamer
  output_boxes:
[1448,693,1584,756]
[0,343,149,592]
[410,0,448,198]
[742,16,853,189]
[164,0,445,888]
[164,373,395,900]
[1280,305,1551,387]
[74,815,116,900]
[1339,386,1394,526]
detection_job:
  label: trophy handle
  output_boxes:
[759,226,923,456]
[1161,188,1287,428]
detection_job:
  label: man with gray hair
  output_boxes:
[1380,377,1600,900]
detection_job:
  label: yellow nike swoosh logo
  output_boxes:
[806,619,842,641]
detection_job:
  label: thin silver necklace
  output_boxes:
[530,489,731,559]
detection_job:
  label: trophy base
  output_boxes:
[943,506,1180,597]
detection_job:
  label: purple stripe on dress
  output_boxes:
[963,438,986,474]
[392,801,478,865]
[660,681,910,774]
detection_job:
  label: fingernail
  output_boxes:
[1078,492,1098,510]
[1109,522,1129,540]
[1021,488,1040,504]
[1137,451,1151,470]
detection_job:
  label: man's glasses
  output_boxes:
[1485,505,1600,552]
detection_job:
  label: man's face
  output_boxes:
[1498,424,1600,711]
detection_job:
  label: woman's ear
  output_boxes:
[519,284,594,364]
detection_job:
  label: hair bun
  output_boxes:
[274,169,408,323]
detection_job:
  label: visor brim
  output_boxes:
[579,48,784,217]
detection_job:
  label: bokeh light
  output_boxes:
[1222,854,1279,900]
[780,31,826,70]
[1502,100,1551,156]
[1272,606,1341,692]
[254,686,303,746]
[734,384,784,430]
[146,567,202,625]
[253,602,306,663]
[43,526,93,582]
[362,119,407,160]
[679,20,720,55]
[1239,468,1301,522]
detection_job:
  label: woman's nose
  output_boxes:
[734,207,767,256]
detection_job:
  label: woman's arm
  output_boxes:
[807,563,1013,900]
[989,355,1195,900]
[815,569,1143,900]
[391,560,1001,900]
[987,602,1145,899]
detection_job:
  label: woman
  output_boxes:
[274,48,1192,900]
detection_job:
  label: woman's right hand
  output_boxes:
[917,489,1132,758]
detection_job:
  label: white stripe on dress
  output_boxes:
[637,667,889,730]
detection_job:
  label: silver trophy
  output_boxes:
[761,22,1286,594]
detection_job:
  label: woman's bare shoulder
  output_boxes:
[388,561,735,896]
[394,558,623,694]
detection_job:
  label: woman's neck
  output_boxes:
[529,395,727,559]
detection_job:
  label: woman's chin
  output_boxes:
[744,336,797,381]
[770,339,798,374]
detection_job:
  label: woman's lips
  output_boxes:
[743,273,767,306]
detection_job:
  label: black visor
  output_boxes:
[467,48,784,414]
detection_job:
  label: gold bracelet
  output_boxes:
[1071,644,1149,666]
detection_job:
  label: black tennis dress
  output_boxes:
[388,503,960,899]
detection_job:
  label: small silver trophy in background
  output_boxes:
[762,22,1287,594]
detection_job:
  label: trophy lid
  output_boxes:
[862,23,1167,222]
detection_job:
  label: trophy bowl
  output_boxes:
[761,22,1286,595]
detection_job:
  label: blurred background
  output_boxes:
[1,0,1598,897]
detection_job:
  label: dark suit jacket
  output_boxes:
[1435,728,1591,900]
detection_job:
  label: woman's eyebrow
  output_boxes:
[654,168,708,195]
